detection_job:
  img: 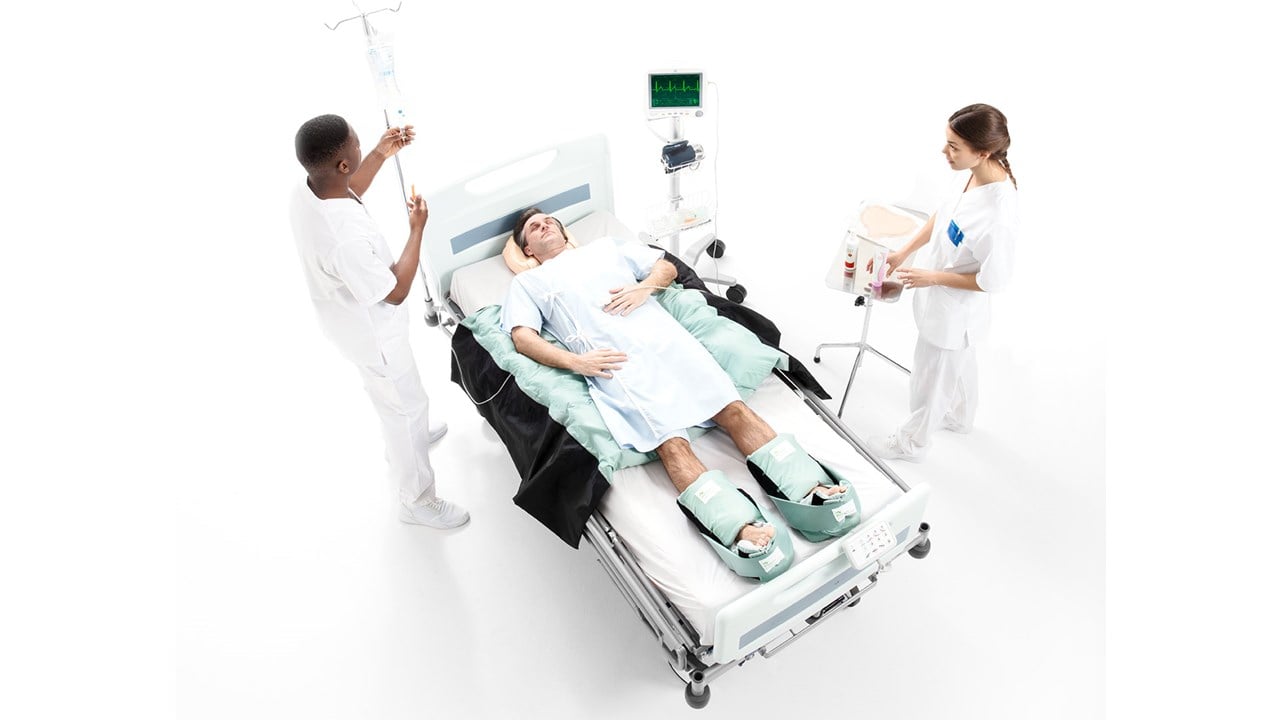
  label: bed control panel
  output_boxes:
[841,520,897,570]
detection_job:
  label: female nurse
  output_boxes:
[868,103,1018,462]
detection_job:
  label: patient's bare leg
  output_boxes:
[712,401,776,456]
[712,401,846,499]
[656,437,774,547]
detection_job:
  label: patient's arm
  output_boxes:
[604,258,677,315]
[511,326,628,379]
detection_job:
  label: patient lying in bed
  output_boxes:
[499,208,862,581]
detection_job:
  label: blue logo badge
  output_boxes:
[947,219,964,247]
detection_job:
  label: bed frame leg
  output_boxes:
[684,670,711,709]
[908,522,932,559]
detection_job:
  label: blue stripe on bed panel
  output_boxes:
[449,183,593,255]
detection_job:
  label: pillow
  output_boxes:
[502,230,578,274]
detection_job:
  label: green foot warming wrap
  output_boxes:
[746,434,861,542]
[676,470,794,581]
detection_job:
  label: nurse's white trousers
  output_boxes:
[893,337,978,459]
[355,332,436,506]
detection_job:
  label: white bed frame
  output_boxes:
[417,135,934,708]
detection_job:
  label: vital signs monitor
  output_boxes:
[648,71,703,118]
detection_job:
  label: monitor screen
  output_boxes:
[649,72,702,116]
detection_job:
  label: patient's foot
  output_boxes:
[736,521,776,550]
[810,484,847,504]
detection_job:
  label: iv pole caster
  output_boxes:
[725,285,747,304]
[706,238,725,258]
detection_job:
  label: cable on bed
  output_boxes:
[450,345,515,405]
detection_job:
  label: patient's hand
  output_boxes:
[574,348,628,379]
[604,285,654,316]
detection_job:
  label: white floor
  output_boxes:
[174,235,1104,718]
[11,3,1280,717]
[157,3,1109,705]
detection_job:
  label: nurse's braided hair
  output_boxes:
[949,104,1017,189]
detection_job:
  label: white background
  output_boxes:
[1,1,1276,718]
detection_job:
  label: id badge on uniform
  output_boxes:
[947,219,965,247]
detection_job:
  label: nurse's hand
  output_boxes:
[574,348,628,379]
[375,125,416,158]
[407,194,429,232]
[603,285,653,316]
[897,267,938,289]
[869,250,907,275]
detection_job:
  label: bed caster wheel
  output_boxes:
[726,284,747,303]
[813,356,821,364]
[909,538,931,559]
[706,239,726,258]
[684,681,711,709]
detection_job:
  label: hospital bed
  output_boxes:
[416,135,933,708]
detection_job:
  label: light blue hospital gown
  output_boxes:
[500,237,741,452]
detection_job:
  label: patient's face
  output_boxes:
[521,213,568,260]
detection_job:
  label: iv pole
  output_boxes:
[326,2,441,326]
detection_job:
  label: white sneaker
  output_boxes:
[427,422,448,446]
[865,434,922,463]
[399,496,470,529]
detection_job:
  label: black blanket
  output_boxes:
[449,249,829,547]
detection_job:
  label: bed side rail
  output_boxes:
[773,367,912,493]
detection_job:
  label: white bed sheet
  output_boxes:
[448,210,904,642]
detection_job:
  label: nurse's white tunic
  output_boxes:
[500,238,740,452]
[912,176,1018,350]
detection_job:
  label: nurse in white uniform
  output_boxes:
[289,114,468,528]
[868,103,1018,462]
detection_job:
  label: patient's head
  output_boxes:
[512,207,571,263]
[295,114,360,179]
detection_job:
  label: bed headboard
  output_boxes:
[419,134,615,309]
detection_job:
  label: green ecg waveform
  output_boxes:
[650,74,701,108]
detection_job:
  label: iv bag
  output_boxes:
[364,30,409,127]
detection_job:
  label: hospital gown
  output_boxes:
[500,238,740,452]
